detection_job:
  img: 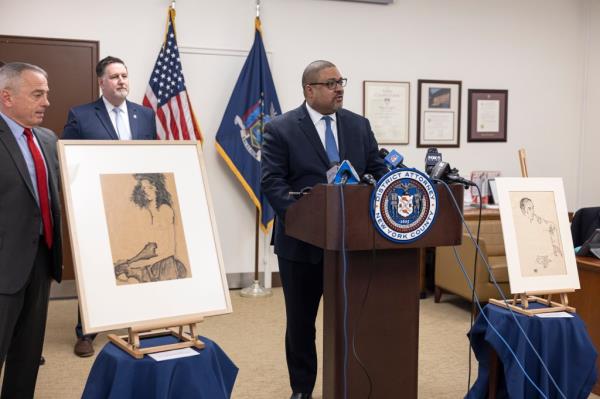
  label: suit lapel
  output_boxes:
[128,101,139,139]
[297,105,331,168]
[94,98,119,139]
[0,118,36,198]
[336,110,347,160]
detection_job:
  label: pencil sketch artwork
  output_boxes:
[510,191,566,277]
[100,173,191,285]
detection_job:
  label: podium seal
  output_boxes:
[371,169,438,243]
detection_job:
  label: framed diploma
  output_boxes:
[363,80,410,144]
[417,79,462,147]
[468,89,508,142]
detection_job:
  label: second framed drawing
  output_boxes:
[495,177,579,294]
[417,79,462,148]
[363,80,410,144]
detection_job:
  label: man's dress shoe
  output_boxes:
[74,337,95,357]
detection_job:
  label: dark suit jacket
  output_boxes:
[0,117,62,294]
[261,104,388,264]
[61,97,156,140]
[571,207,600,247]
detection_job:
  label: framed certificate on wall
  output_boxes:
[417,79,462,148]
[363,80,410,144]
[468,89,508,142]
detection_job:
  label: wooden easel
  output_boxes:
[108,316,205,359]
[489,149,576,316]
[489,291,575,316]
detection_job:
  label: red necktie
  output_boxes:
[23,128,53,248]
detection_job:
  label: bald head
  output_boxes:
[302,60,336,89]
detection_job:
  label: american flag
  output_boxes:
[143,8,202,141]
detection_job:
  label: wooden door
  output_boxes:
[0,35,99,280]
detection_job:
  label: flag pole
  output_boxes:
[240,0,271,298]
[240,207,272,297]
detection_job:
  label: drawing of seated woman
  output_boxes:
[114,173,188,284]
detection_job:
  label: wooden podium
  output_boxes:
[285,183,463,399]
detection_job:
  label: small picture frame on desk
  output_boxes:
[363,80,410,144]
[417,79,462,148]
[467,89,508,142]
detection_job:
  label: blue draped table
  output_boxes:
[467,304,597,399]
[82,335,238,399]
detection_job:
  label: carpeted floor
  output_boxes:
[18,289,598,398]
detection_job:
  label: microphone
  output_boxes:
[425,148,443,176]
[326,162,340,184]
[361,173,377,186]
[429,161,476,187]
[333,160,360,185]
[379,148,407,170]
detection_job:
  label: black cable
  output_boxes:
[350,220,376,399]
[467,183,483,393]
[338,184,349,399]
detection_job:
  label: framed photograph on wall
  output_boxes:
[417,79,462,148]
[363,80,410,144]
[495,177,579,294]
[468,89,508,142]
[59,141,232,334]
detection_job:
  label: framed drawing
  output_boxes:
[495,177,579,294]
[59,141,232,334]
[363,80,410,144]
[468,89,508,142]
[417,79,461,148]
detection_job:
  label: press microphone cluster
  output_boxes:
[425,147,476,187]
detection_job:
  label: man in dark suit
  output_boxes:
[62,56,157,357]
[0,62,63,399]
[62,56,156,141]
[261,60,388,399]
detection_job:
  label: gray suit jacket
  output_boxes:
[0,117,62,294]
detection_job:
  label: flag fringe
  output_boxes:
[215,142,273,233]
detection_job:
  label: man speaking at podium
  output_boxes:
[261,60,387,399]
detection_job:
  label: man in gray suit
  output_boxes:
[0,62,62,398]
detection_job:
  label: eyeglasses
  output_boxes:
[306,78,348,90]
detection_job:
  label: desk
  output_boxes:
[571,256,600,395]
[82,335,238,399]
[467,304,597,399]
[463,207,501,221]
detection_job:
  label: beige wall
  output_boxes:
[1,0,596,276]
